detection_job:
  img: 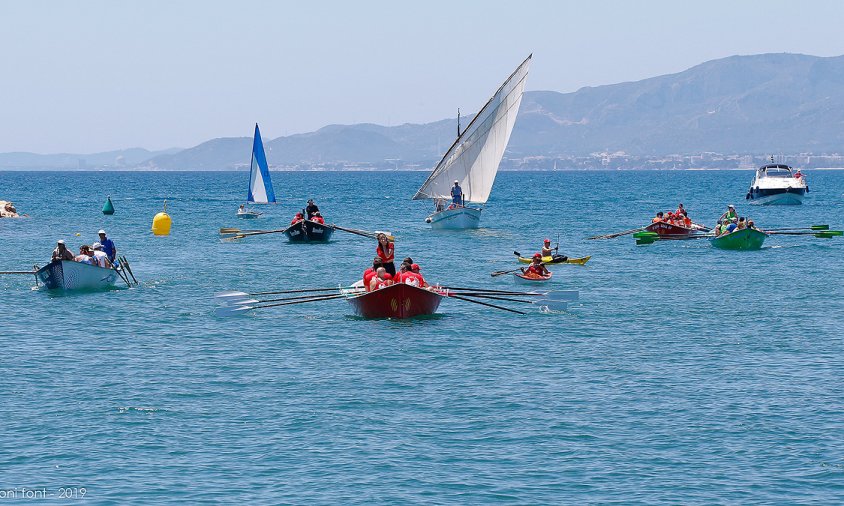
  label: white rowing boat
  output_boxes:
[35,260,119,290]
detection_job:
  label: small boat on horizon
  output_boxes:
[237,123,276,218]
[412,55,532,229]
[746,160,808,205]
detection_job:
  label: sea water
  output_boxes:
[1,170,843,503]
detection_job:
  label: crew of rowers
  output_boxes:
[361,232,430,291]
[290,199,325,225]
[714,204,756,236]
[51,230,118,268]
[652,203,693,228]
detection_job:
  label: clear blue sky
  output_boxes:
[2,0,843,153]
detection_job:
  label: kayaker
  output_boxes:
[91,242,112,268]
[74,245,95,265]
[290,212,304,225]
[305,199,320,219]
[51,240,74,261]
[451,180,463,207]
[376,233,396,276]
[521,253,550,277]
[311,211,325,224]
[541,239,554,257]
[97,229,117,263]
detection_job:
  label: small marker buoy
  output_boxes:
[102,196,115,215]
[152,200,172,236]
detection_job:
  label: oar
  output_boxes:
[491,258,555,277]
[764,225,829,232]
[226,291,371,305]
[0,271,36,275]
[226,228,289,240]
[219,227,265,235]
[448,294,526,315]
[452,290,578,301]
[587,227,644,240]
[766,230,842,237]
[120,256,138,285]
[332,225,395,242]
[441,286,547,295]
[215,293,345,317]
[457,293,572,309]
[216,287,352,299]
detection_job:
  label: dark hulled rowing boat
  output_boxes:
[645,221,707,238]
[283,220,335,243]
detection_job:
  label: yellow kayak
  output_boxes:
[516,254,591,265]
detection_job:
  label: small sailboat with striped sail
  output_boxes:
[237,123,276,218]
[412,55,531,229]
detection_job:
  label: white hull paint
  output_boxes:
[36,260,119,290]
[427,206,482,229]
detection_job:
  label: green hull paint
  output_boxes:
[710,228,767,250]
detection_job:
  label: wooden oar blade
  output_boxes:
[215,291,251,298]
[215,305,254,317]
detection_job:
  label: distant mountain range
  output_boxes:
[3,53,844,170]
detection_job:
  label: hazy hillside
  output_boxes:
[5,53,844,170]
[0,147,180,170]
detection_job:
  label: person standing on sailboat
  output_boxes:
[451,181,463,207]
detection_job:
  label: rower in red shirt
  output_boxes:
[410,263,427,287]
[362,257,383,291]
[311,211,325,224]
[290,212,304,225]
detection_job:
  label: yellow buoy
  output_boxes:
[152,200,172,236]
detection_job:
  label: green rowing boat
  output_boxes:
[709,228,767,251]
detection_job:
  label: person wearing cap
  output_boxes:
[522,253,550,278]
[450,180,463,207]
[410,263,427,288]
[719,204,738,224]
[305,199,320,220]
[74,244,95,265]
[97,230,117,263]
[541,238,554,257]
[52,240,74,261]
[91,242,112,268]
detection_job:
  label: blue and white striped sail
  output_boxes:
[247,124,276,204]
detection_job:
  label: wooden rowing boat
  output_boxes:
[343,283,444,319]
[709,228,767,251]
[283,220,335,243]
[35,260,119,290]
[516,254,590,265]
[645,221,708,237]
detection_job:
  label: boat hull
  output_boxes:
[345,283,443,319]
[237,211,261,219]
[283,220,335,243]
[516,255,590,265]
[645,221,706,237]
[36,260,119,290]
[710,228,767,251]
[747,188,805,205]
[426,206,482,229]
[514,271,553,283]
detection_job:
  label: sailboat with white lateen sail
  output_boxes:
[412,55,531,229]
[237,123,276,218]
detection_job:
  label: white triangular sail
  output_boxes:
[413,55,531,204]
[247,124,276,204]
